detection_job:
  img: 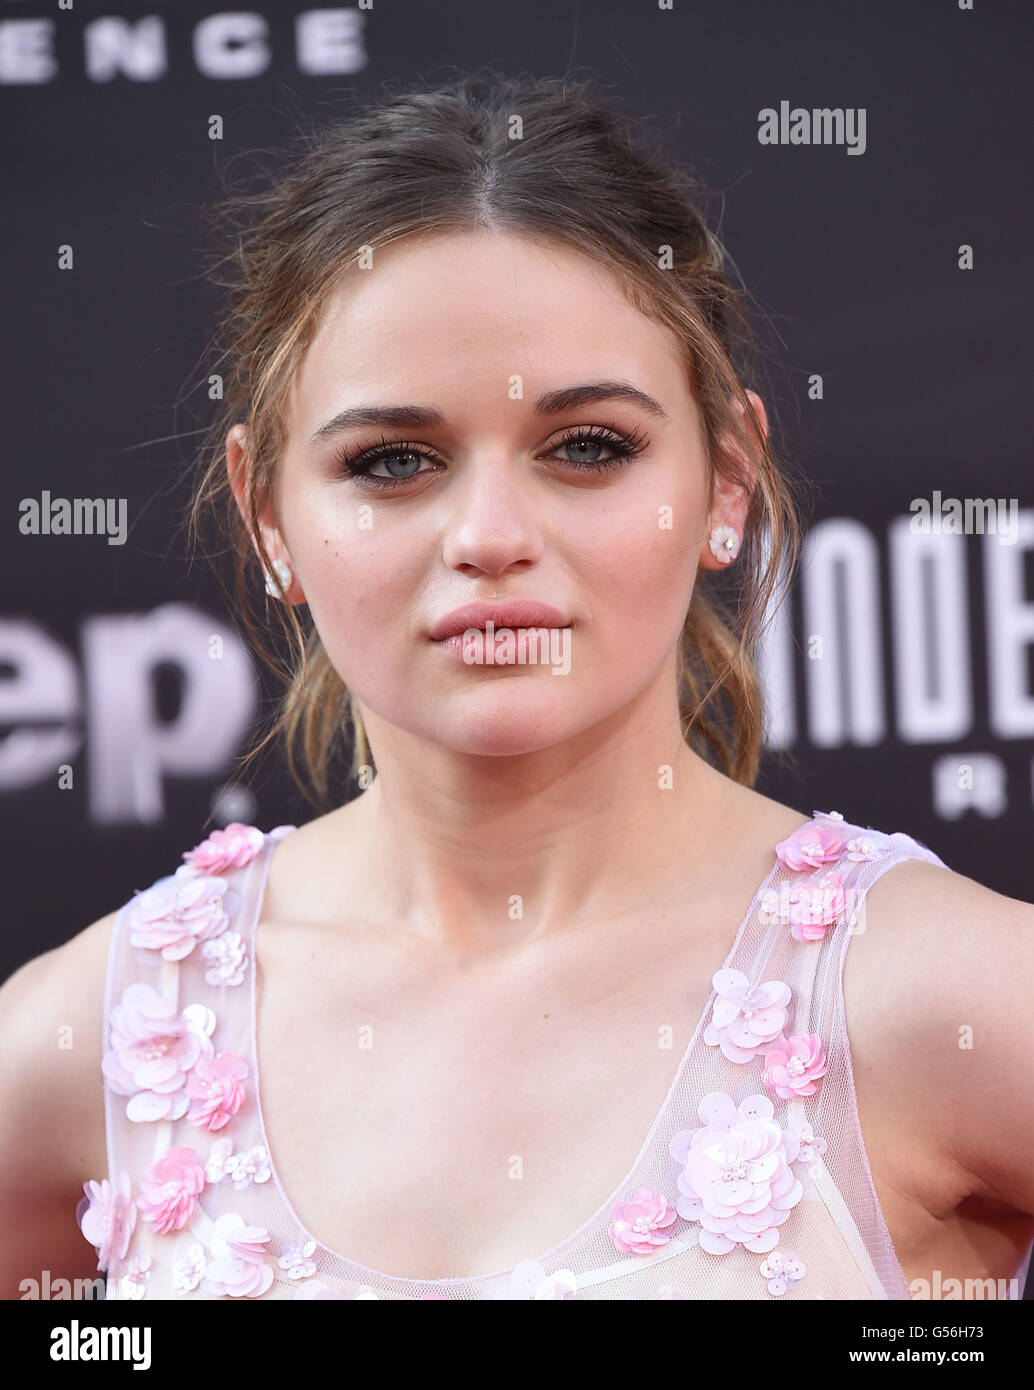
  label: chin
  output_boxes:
[416,687,595,759]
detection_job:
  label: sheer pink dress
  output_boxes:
[78,809,1034,1301]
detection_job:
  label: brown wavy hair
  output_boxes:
[190,69,809,810]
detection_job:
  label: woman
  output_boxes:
[3,72,1032,1302]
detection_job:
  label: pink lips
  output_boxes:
[429,600,571,642]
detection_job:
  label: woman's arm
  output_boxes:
[848,858,1034,1225]
[0,913,116,1300]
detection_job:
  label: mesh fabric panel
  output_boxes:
[99,814,1032,1301]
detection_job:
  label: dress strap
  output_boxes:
[786,820,951,1301]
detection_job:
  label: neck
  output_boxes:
[336,690,742,958]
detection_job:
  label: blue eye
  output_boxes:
[333,424,649,489]
[548,424,649,471]
[354,448,427,482]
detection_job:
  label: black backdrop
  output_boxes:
[2,0,1032,1292]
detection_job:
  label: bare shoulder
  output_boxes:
[0,910,117,1194]
[700,776,815,868]
[844,856,1034,1219]
[260,796,370,925]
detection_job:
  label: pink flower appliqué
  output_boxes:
[759,1248,806,1295]
[76,1171,137,1275]
[762,1033,828,1099]
[787,870,848,941]
[172,1243,207,1294]
[102,983,215,1123]
[609,1189,680,1256]
[227,1145,271,1188]
[668,1092,804,1255]
[776,819,848,871]
[206,1137,272,1188]
[791,1120,828,1164]
[182,823,266,875]
[199,930,248,987]
[202,1213,275,1298]
[125,869,236,962]
[845,835,884,862]
[136,1146,207,1234]
[119,1252,152,1300]
[703,967,792,1063]
[278,1237,318,1280]
[186,1051,248,1130]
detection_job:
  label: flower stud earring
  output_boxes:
[708,525,741,564]
[264,558,293,598]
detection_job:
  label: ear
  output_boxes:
[226,424,303,603]
[698,389,767,571]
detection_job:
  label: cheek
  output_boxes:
[572,495,701,657]
[304,536,400,636]
[286,496,405,656]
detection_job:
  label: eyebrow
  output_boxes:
[308,380,670,445]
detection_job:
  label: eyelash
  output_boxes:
[331,423,650,489]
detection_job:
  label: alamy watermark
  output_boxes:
[909,491,1018,543]
[50,1319,151,1370]
[461,620,571,674]
[759,881,866,933]
[18,490,127,545]
[19,1269,105,1299]
[758,101,866,155]
[909,1269,1020,1300]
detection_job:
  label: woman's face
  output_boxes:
[234,230,752,759]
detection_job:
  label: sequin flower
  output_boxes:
[186,1051,248,1131]
[703,967,792,1062]
[845,836,884,862]
[102,984,215,1123]
[787,870,849,941]
[181,822,266,875]
[792,1120,828,1165]
[136,1146,207,1234]
[759,1248,806,1295]
[278,1237,318,1279]
[202,1213,275,1298]
[206,1136,272,1187]
[609,1189,680,1256]
[776,819,848,871]
[200,930,248,987]
[668,1092,804,1255]
[76,1171,137,1274]
[171,1243,207,1294]
[119,1252,152,1300]
[205,1137,236,1183]
[228,1145,272,1188]
[124,871,236,961]
[762,1033,828,1099]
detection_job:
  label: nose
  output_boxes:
[439,454,545,578]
